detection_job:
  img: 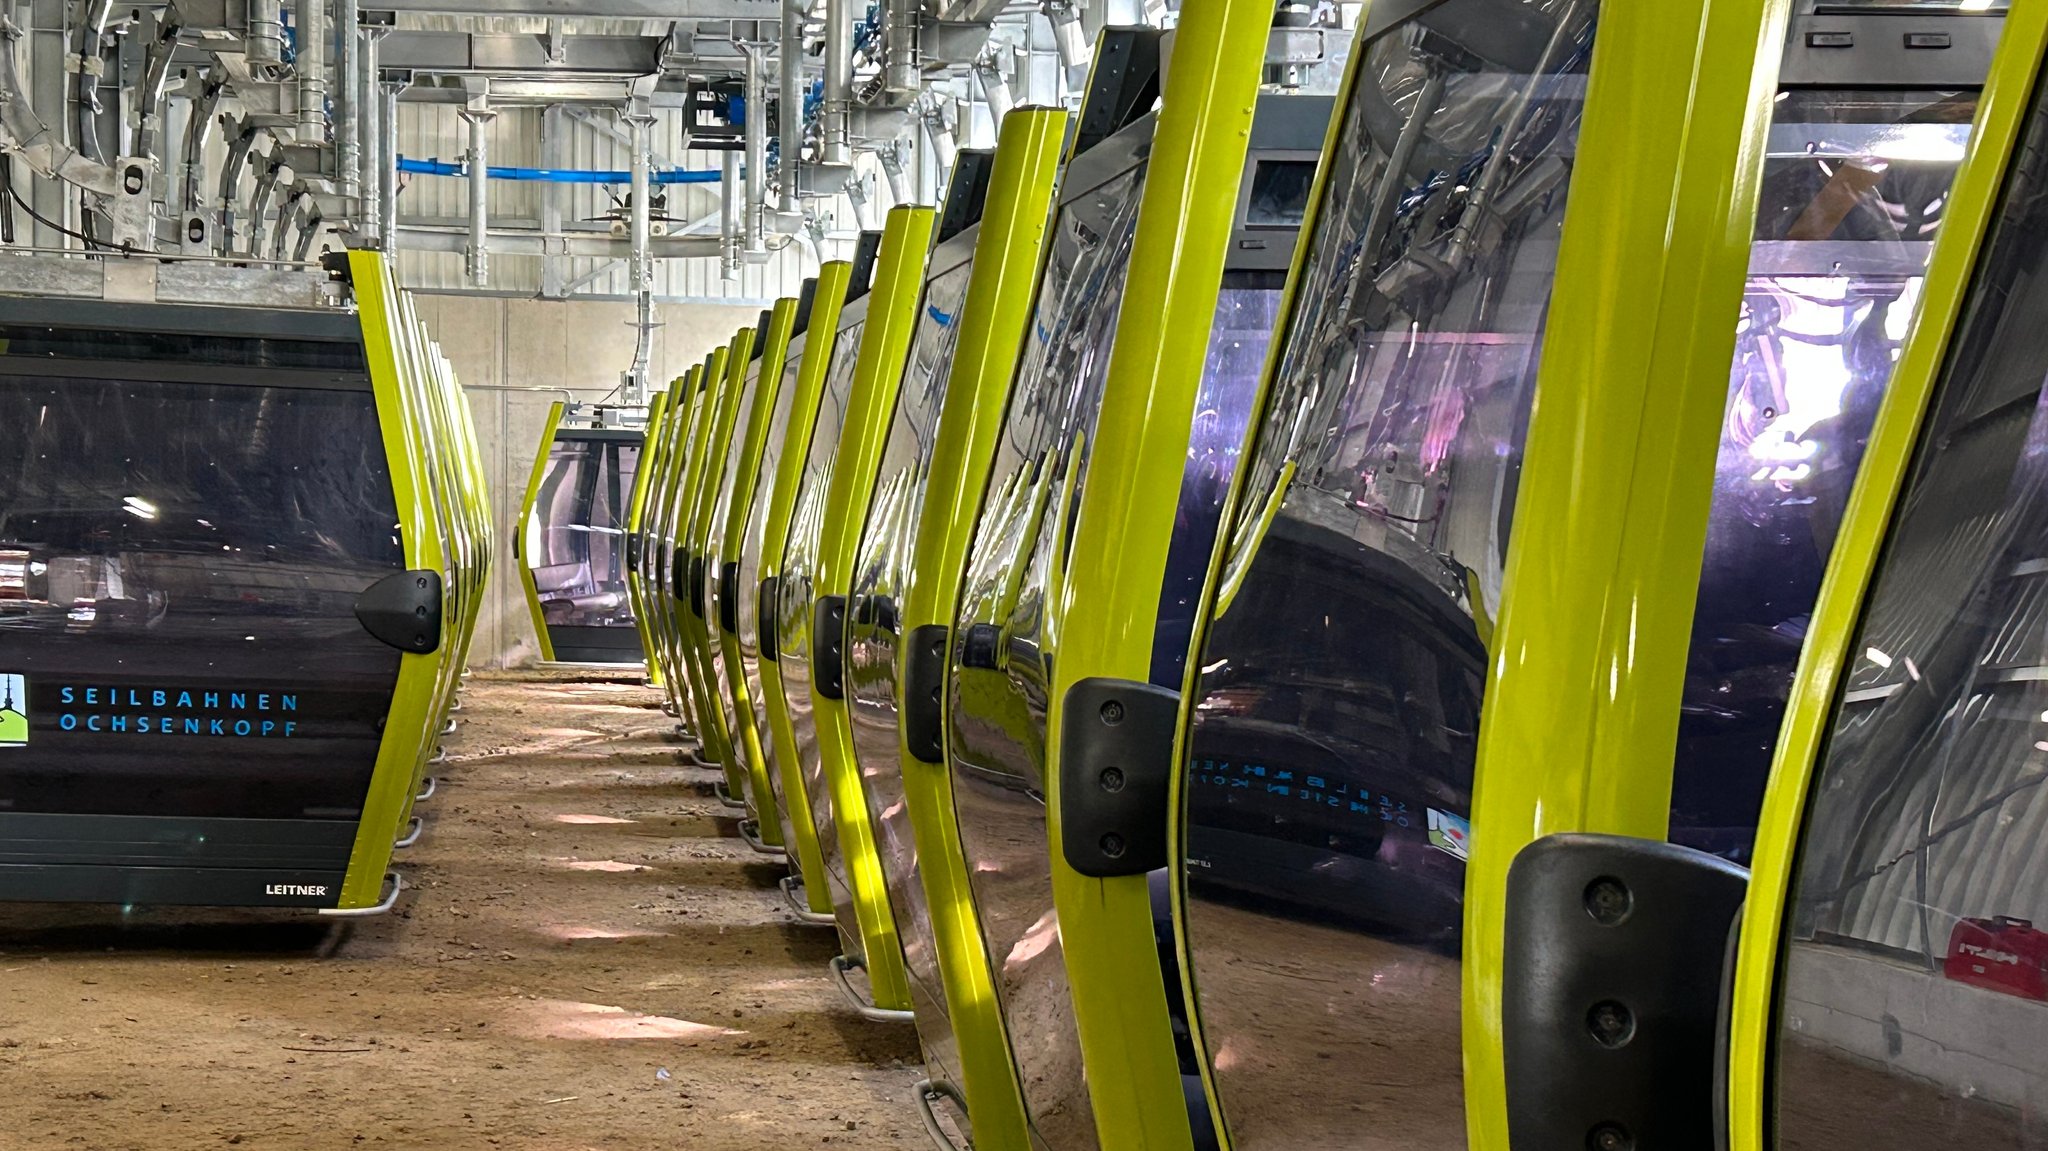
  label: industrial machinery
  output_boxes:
[516,405,645,665]
[0,251,486,912]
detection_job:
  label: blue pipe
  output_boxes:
[396,157,722,184]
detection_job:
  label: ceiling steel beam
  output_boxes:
[365,0,779,18]
[392,223,722,259]
[379,32,666,73]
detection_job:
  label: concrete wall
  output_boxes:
[412,293,762,669]
[1784,940,2048,1110]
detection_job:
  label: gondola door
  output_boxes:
[1728,6,2048,1148]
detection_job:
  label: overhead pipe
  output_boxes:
[246,0,284,75]
[458,106,493,285]
[336,0,360,201]
[742,42,765,253]
[296,0,328,141]
[625,110,656,403]
[359,27,382,242]
[379,79,400,250]
[822,0,853,166]
[394,156,720,183]
[719,149,740,280]
[778,0,801,210]
[882,0,920,100]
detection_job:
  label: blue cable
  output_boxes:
[396,157,722,184]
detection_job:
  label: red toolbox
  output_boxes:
[1944,916,2048,1001]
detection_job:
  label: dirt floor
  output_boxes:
[0,669,925,1150]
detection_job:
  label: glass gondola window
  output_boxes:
[945,155,1147,1151]
[1773,78,2048,1151]
[527,435,641,631]
[1672,89,1982,864]
[1177,1,1597,1147]
[0,361,403,820]
[843,255,977,1057]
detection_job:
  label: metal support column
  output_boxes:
[379,78,401,252]
[778,0,801,210]
[336,0,360,203]
[296,0,328,142]
[743,42,766,254]
[822,0,852,166]
[720,148,740,280]
[459,102,494,285]
[624,108,656,404]
[540,102,566,296]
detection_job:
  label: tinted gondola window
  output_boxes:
[0,373,403,819]
[527,435,641,632]
[844,257,976,1062]
[1671,90,1978,864]
[1178,2,1597,1145]
[946,157,1147,1150]
[1774,80,2048,1151]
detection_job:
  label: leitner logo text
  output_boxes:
[265,884,330,897]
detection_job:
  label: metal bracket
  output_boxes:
[758,576,781,662]
[1057,678,1180,878]
[317,871,404,918]
[780,875,836,925]
[354,569,443,653]
[1502,833,1749,1151]
[625,532,642,570]
[737,819,786,857]
[813,595,848,700]
[415,776,438,802]
[712,780,748,810]
[688,556,707,619]
[828,954,915,1024]
[393,817,424,850]
[914,1079,972,1151]
[903,624,949,765]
